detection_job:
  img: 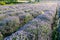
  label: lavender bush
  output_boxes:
[0,3,57,40]
[0,16,20,35]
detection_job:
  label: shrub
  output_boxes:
[0,16,20,36]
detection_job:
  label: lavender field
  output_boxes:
[0,2,60,40]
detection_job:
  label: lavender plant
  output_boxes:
[0,16,20,35]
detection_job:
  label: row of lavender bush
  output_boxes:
[4,3,57,40]
[0,4,45,37]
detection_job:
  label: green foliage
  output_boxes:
[52,28,58,40]
[52,10,58,40]
[0,1,6,5]
[4,0,17,2]
[12,37,16,40]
